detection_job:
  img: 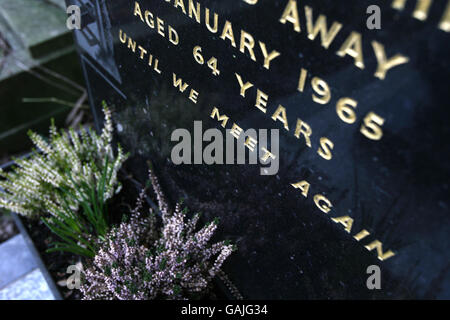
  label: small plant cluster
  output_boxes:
[81,169,235,300]
[0,101,236,299]
[0,102,128,256]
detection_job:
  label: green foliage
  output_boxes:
[0,102,128,257]
[42,155,114,257]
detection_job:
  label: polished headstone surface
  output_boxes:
[69,0,450,299]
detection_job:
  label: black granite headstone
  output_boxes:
[67,0,450,299]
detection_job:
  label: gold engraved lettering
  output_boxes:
[413,0,433,20]
[128,38,137,52]
[294,119,312,147]
[391,0,450,33]
[297,68,308,92]
[372,41,409,80]
[275,1,410,79]
[145,11,154,28]
[353,229,370,241]
[364,240,396,261]
[189,89,199,104]
[336,97,358,124]
[119,30,162,74]
[439,1,450,32]
[240,30,257,62]
[305,5,342,49]
[169,26,179,45]
[314,194,332,213]
[210,107,229,128]
[173,73,189,92]
[311,77,331,104]
[280,0,301,32]
[157,17,165,37]
[360,112,385,141]
[220,20,237,47]
[261,147,276,162]
[336,31,365,70]
[119,29,127,43]
[134,1,144,21]
[175,0,187,14]
[259,42,281,70]
[392,0,432,21]
[235,73,254,97]
[331,216,354,233]
[148,54,153,67]
[245,136,258,152]
[205,8,219,33]
[138,45,147,59]
[163,0,281,69]
[189,0,201,23]
[271,105,289,131]
[172,73,199,100]
[291,180,310,197]
[149,55,162,74]
[230,123,243,139]
[318,137,334,160]
[154,59,162,74]
[255,89,268,113]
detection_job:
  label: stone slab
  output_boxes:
[0,268,55,300]
[0,234,37,289]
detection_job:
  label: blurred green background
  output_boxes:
[0,0,86,162]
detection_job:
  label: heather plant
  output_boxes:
[41,155,116,257]
[0,102,128,256]
[81,168,236,299]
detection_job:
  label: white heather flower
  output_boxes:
[0,105,128,219]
